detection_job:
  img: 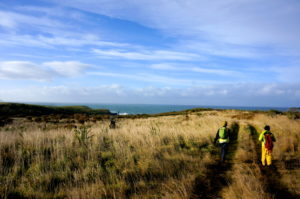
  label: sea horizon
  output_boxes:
[20,102,290,115]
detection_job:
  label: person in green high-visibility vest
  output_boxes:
[214,121,230,162]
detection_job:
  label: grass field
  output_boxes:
[0,109,299,198]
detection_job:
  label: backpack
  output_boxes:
[219,127,228,139]
[264,133,273,152]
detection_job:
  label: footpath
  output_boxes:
[191,123,299,199]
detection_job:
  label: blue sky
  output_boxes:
[0,0,300,106]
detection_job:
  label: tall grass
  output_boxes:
[0,112,222,198]
[0,110,299,198]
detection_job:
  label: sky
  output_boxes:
[0,0,300,107]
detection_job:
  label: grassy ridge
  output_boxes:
[0,103,111,117]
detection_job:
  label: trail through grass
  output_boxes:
[191,122,239,199]
[247,125,299,199]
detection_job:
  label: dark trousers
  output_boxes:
[219,143,228,162]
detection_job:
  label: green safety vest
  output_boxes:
[218,127,229,143]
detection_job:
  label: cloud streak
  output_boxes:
[0,33,130,49]
[150,63,240,76]
[88,71,208,86]
[92,49,202,61]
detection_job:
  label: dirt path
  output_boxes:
[190,123,239,199]
[247,125,299,199]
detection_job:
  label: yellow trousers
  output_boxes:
[261,145,272,166]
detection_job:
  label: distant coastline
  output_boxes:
[1,102,299,128]
[25,102,289,115]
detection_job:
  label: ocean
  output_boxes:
[31,103,289,115]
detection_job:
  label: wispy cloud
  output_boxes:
[0,8,130,49]
[88,71,190,85]
[15,5,84,19]
[92,49,202,61]
[0,61,52,81]
[43,61,90,77]
[178,41,265,59]
[0,61,90,80]
[34,34,129,47]
[52,0,300,55]
[150,63,239,76]
[272,66,300,83]
[88,71,218,86]
[0,34,129,49]
[0,11,17,28]
[0,10,65,30]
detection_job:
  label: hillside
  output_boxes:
[0,103,111,117]
[0,109,299,199]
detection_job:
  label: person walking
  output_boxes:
[214,121,230,162]
[259,125,276,166]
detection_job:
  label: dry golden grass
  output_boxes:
[222,163,271,199]
[221,124,270,199]
[0,110,299,198]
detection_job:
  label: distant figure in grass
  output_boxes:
[109,115,116,129]
[214,121,230,162]
[259,125,276,166]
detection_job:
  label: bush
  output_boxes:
[267,109,282,117]
[0,116,13,127]
[74,126,93,147]
[286,112,300,120]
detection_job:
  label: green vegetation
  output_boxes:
[0,103,110,117]
[286,111,300,120]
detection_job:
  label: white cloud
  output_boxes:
[92,49,202,61]
[0,61,90,80]
[0,10,65,30]
[0,61,52,81]
[191,67,235,76]
[0,12,17,28]
[43,61,90,77]
[35,34,129,47]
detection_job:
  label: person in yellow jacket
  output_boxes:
[259,125,276,166]
[214,121,230,162]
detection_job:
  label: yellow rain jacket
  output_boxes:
[258,130,276,166]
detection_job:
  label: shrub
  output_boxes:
[74,126,93,148]
[1,145,15,174]
[286,112,300,120]
[267,109,282,117]
[0,116,13,127]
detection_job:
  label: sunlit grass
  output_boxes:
[0,110,299,198]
